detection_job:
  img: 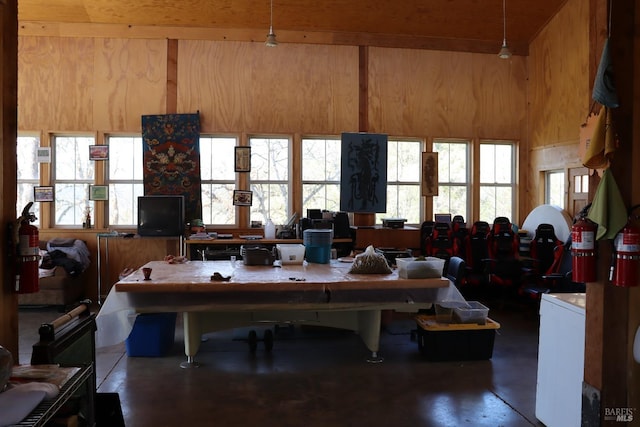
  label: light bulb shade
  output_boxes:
[498,42,512,59]
[265,32,278,47]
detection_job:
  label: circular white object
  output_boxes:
[521,204,573,243]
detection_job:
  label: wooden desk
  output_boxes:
[98,260,460,366]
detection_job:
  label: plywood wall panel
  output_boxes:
[18,36,95,131]
[526,0,589,216]
[93,38,167,131]
[177,41,359,134]
[528,0,589,149]
[368,48,527,139]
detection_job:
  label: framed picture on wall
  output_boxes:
[34,186,54,202]
[234,146,251,172]
[89,185,109,201]
[421,152,438,197]
[233,190,253,206]
[89,145,109,160]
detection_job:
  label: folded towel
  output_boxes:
[583,107,617,169]
[587,169,627,240]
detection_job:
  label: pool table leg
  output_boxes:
[180,312,202,368]
[358,310,384,363]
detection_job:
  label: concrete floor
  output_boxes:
[18,298,544,427]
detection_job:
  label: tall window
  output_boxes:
[376,139,422,224]
[546,170,565,208]
[108,136,144,227]
[249,137,290,225]
[53,136,95,226]
[479,141,516,223]
[200,136,237,225]
[302,137,341,214]
[433,140,470,221]
[17,135,41,224]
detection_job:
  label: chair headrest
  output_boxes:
[470,221,490,236]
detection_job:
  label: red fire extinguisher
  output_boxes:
[611,205,640,287]
[15,202,40,294]
[571,216,598,283]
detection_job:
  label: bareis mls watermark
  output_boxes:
[604,407,635,422]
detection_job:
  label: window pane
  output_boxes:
[109,183,144,226]
[433,140,470,221]
[200,137,236,180]
[55,136,94,180]
[546,171,565,208]
[434,185,468,219]
[376,139,421,223]
[55,183,90,225]
[109,137,143,180]
[201,183,235,224]
[17,136,40,223]
[495,145,513,183]
[302,138,341,213]
[250,183,289,225]
[377,184,420,223]
[480,185,513,223]
[200,137,236,225]
[250,137,289,223]
[303,183,340,213]
[479,141,515,223]
[53,136,95,226]
[107,136,144,226]
[479,144,496,183]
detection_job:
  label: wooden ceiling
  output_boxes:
[18,0,568,55]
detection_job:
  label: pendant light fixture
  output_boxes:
[498,0,512,59]
[265,0,278,47]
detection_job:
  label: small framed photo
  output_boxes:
[37,147,51,163]
[234,146,251,172]
[233,190,253,206]
[89,185,109,201]
[89,145,109,160]
[34,186,54,202]
[421,152,439,197]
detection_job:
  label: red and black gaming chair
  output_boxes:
[486,216,521,292]
[424,222,454,262]
[519,223,564,299]
[451,215,469,259]
[463,220,491,287]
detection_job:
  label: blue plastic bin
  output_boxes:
[125,313,176,357]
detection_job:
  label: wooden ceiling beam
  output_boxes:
[18,21,528,55]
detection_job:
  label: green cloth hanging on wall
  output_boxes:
[587,168,627,240]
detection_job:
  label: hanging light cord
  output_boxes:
[502,0,507,45]
[269,0,274,34]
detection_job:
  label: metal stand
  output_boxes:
[179,356,200,369]
[366,351,384,363]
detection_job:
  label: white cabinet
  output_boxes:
[536,293,586,427]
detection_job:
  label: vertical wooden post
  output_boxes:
[0,0,19,358]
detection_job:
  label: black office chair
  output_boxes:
[445,256,466,287]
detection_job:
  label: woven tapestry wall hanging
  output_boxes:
[339,132,388,213]
[141,113,202,222]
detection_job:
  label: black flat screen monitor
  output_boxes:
[137,195,185,237]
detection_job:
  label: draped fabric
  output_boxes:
[141,113,202,223]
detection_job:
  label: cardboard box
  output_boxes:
[415,315,500,361]
[125,313,176,357]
